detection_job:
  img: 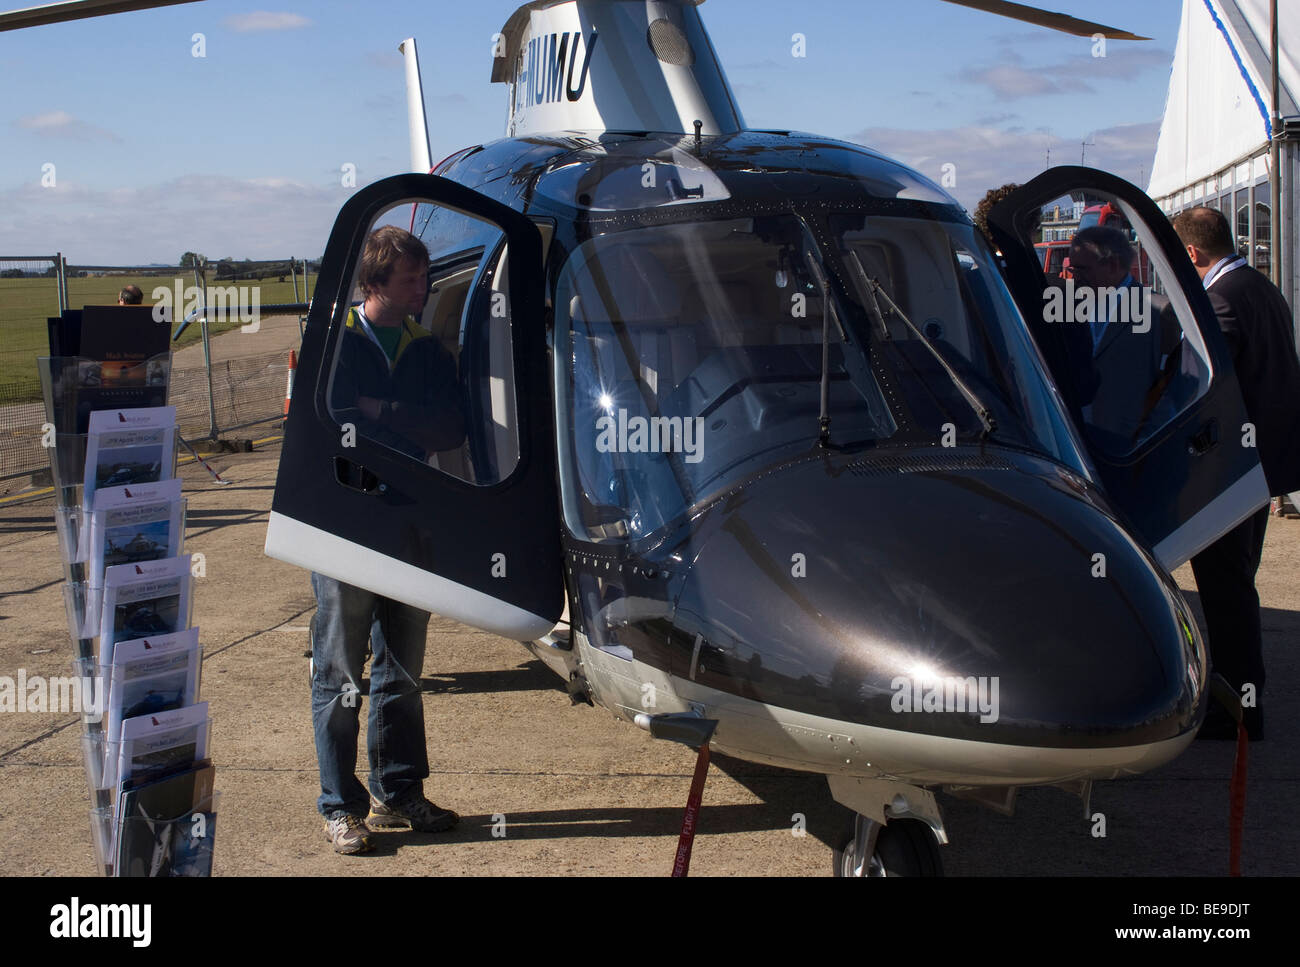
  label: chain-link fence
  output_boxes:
[0,355,291,484]
[0,257,312,485]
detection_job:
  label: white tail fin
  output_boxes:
[399,37,433,173]
[492,0,744,138]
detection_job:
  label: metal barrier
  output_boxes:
[0,355,290,484]
[0,381,46,482]
[1,258,312,485]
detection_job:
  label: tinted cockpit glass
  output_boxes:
[556,215,895,541]
[555,212,1083,543]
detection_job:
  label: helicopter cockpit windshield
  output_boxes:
[554,210,1083,544]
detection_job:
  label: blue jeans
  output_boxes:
[310,573,430,819]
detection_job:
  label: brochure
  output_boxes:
[84,479,184,582]
[98,556,193,665]
[104,628,202,756]
[79,305,171,362]
[115,761,216,878]
[167,810,216,877]
[83,406,176,508]
[115,701,209,794]
[73,357,171,435]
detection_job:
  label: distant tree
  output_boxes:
[179,251,207,269]
[0,268,23,278]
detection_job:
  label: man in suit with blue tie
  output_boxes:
[1068,227,1176,454]
[1173,206,1300,740]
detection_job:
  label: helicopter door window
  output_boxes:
[1013,190,1212,458]
[324,201,520,486]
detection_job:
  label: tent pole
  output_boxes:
[1270,0,1281,287]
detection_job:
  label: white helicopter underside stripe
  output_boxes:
[1153,463,1268,570]
[265,511,556,641]
[675,677,1197,786]
[578,644,1196,787]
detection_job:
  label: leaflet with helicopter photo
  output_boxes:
[115,701,209,801]
[114,762,215,879]
[166,808,216,877]
[83,406,176,510]
[98,556,193,666]
[82,478,185,584]
[104,628,202,760]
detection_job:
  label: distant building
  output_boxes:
[1040,203,1081,244]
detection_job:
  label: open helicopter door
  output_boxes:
[988,167,1267,570]
[265,174,563,639]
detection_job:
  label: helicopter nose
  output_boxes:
[670,450,1205,774]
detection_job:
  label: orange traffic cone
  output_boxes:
[284,349,297,416]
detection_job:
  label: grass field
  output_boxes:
[0,275,307,398]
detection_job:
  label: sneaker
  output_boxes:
[324,814,373,854]
[367,790,459,833]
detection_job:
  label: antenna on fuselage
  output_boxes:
[399,37,433,173]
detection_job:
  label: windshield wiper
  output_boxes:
[802,250,846,448]
[845,250,997,439]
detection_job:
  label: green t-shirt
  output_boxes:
[372,323,403,362]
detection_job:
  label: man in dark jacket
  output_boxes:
[1173,206,1300,740]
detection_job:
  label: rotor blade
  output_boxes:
[939,0,1149,40]
[0,0,201,32]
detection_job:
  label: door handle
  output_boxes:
[1187,420,1219,456]
[334,456,387,495]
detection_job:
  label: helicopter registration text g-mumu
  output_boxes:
[265,0,1268,876]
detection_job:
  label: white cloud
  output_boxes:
[846,119,1161,212]
[18,110,74,129]
[956,45,1170,101]
[958,64,1079,100]
[0,174,349,264]
[224,12,311,33]
[15,111,119,141]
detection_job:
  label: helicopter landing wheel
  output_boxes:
[832,813,943,877]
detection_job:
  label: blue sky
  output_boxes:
[0,0,1183,264]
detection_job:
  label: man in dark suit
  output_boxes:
[1067,227,1180,454]
[1172,206,1300,740]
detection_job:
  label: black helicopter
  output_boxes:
[2,0,1264,878]
[259,0,1267,876]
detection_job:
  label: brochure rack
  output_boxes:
[40,308,218,876]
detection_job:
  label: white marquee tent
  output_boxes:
[1149,0,1300,317]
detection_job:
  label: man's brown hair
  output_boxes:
[358,226,429,294]
[1171,206,1235,259]
[973,183,1021,245]
[118,284,143,305]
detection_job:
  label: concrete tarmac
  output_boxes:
[1,440,1296,876]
